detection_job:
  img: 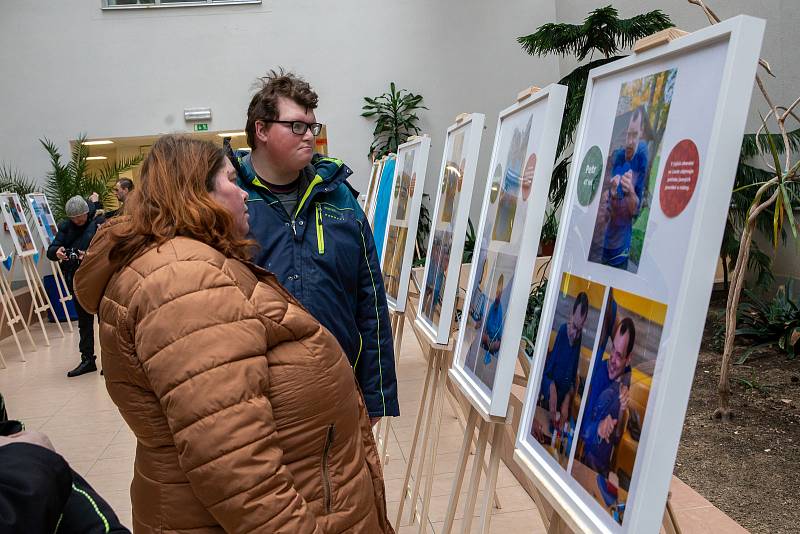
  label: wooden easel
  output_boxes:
[442,403,514,534]
[16,254,64,346]
[374,308,406,465]
[43,248,74,333]
[0,257,36,363]
[395,276,502,533]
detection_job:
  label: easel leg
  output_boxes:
[408,349,442,526]
[461,419,489,534]
[417,349,448,534]
[0,278,25,361]
[441,407,478,533]
[33,259,64,338]
[395,345,437,527]
[662,492,682,534]
[51,260,73,332]
[21,258,49,345]
[0,268,35,354]
[478,422,504,534]
[380,311,406,465]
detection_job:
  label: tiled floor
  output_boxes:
[0,319,748,533]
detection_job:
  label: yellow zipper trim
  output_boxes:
[295,175,324,218]
[316,204,325,255]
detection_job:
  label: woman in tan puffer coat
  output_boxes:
[74,135,394,534]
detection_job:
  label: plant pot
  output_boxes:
[540,241,555,257]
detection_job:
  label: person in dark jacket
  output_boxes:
[231,69,398,423]
[46,196,105,377]
[0,430,129,534]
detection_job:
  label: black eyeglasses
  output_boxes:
[263,120,323,136]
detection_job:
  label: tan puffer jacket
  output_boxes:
[74,220,394,534]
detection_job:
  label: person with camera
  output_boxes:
[46,195,105,377]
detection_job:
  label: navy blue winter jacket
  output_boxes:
[233,151,399,418]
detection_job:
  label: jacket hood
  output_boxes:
[73,217,129,313]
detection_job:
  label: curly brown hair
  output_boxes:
[245,68,319,148]
[108,135,254,268]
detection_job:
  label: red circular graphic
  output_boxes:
[521,153,537,201]
[659,139,700,218]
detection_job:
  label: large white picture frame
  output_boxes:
[27,193,59,249]
[416,113,485,345]
[380,136,431,313]
[513,16,765,534]
[0,192,37,257]
[450,84,567,419]
[370,154,396,260]
[363,159,383,212]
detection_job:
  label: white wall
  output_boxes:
[0,1,796,281]
[0,0,558,220]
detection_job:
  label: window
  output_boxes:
[104,0,260,8]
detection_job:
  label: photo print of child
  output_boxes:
[393,149,416,220]
[30,197,57,245]
[531,273,605,468]
[381,226,408,300]
[420,129,467,327]
[492,116,532,242]
[439,129,465,225]
[588,69,677,273]
[382,148,418,301]
[571,288,667,525]
[420,227,453,325]
[462,251,515,392]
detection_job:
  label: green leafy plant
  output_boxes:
[413,194,432,267]
[521,278,549,358]
[462,219,476,264]
[0,164,37,204]
[41,135,142,221]
[735,377,776,395]
[362,83,427,159]
[735,282,800,362]
[721,128,800,291]
[539,208,559,255]
[518,6,674,210]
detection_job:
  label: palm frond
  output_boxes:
[0,164,38,210]
[740,128,800,159]
[556,56,622,157]
[518,6,673,61]
[97,154,143,206]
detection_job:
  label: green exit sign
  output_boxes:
[194,123,209,132]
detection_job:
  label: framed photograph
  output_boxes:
[450,84,567,419]
[370,154,396,260]
[380,136,431,312]
[26,193,59,249]
[363,159,384,213]
[416,113,485,345]
[0,193,37,257]
[514,16,765,534]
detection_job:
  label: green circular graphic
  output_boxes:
[577,145,604,206]
[490,163,502,204]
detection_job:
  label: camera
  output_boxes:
[64,248,81,262]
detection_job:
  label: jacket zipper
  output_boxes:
[316,204,325,255]
[322,424,335,513]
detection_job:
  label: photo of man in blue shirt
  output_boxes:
[579,317,635,475]
[600,108,649,270]
[538,292,590,430]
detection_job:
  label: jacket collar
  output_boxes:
[236,151,353,196]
